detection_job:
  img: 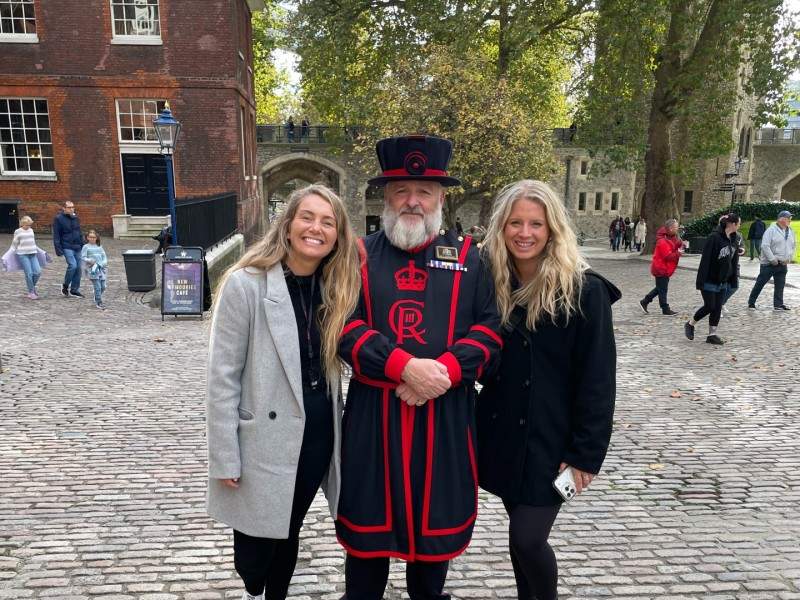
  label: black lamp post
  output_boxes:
[153,103,182,244]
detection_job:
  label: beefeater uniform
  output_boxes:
[336,136,502,598]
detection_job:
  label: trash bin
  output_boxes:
[122,249,157,292]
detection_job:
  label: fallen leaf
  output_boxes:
[154,338,166,343]
[670,390,682,398]
[649,463,664,470]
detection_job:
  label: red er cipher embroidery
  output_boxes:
[389,300,427,345]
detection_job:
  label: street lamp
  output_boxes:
[153,102,182,245]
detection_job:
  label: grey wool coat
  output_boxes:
[206,264,343,539]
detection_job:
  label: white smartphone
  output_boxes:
[552,467,577,502]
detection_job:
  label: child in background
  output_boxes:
[80,230,108,309]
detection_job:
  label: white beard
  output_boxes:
[382,203,443,250]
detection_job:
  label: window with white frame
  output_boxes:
[577,192,586,211]
[110,0,161,41]
[0,0,37,39]
[611,191,619,211]
[117,99,165,142]
[0,98,54,175]
[594,191,603,211]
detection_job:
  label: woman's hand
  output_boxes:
[559,463,595,494]
[220,478,240,489]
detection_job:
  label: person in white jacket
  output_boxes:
[634,217,647,252]
[747,210,796,310]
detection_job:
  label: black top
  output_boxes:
[476,271,619,506]
[285,267,331,435]
[696,229,739,290]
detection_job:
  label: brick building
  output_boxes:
[0,0,264,240]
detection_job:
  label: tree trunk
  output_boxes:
[642,107,679,254]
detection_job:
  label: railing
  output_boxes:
[175,192,237,250]
[755,128,800,145]
[256,124,370,144]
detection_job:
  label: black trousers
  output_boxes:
[693,289,724,327]
[644,276,670,309]
[233,394,333,599]
[344,554,450,600]
[503,501,561,600]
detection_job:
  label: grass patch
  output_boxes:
[739,221,800,262]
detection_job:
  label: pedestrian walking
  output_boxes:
[336,135,502,600]
[285,116,295,142]
[623,217,633,251]
[747,210,795,310]
[455,215,464,234]
[300,116,309,142]
[639,218,686,315]
[80,230,108,309]
[684,213,741,345]
[747,215,766,260]
[52,200,84,298]
[206,184,361,600]
[477,180,618,600]
[609,216,625,251]
[634,216,647,252]
[721,217,745,314]
[4,216,48,299]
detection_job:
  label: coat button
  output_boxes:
[491,413,497,419]
[519,418,526,425]
[522,340,529,347]
[268,411,277,420]
[523,379,530,388]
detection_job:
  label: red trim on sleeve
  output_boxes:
[436,351,462,386]
[385,347,414,382]
[356,238,373,327]
[469,324,503,348]
[455,337,490,364]
[351,330,378,376]
[447,236,472,345]
[341,319,367,338]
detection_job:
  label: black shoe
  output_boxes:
[684,321,695,340]
[774,305,791,311]
[639,299,649,313]
[706,334,725,345]
[662,308,678,316]
[61,284,69,297]
[68,289,84,298]
[748,303,756,309]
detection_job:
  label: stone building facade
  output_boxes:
[0,0,264,240]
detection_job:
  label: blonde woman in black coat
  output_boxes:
[477,180,618,600]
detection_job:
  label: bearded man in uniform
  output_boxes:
[337,135,502,600]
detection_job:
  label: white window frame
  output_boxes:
[577,191,587,212]
[109,0,162,45]
[579,160,589,177]
[0,0,38,43]
[594,191,603,212]
[115,99,166,145]
[0,97,56,178]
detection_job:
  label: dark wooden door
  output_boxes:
[122,154,169,216]
[0,203,19,233]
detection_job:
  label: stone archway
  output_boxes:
[776,167,800,202]
[259,153,347,224]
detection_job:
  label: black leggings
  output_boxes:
[503,500,561,600]
[345,554,450,600]
[233,426,333,599]
[692,290,724,327]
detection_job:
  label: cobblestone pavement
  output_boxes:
[1,234,799,600]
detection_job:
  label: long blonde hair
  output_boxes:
[217,184,360,391]
[482,180,588,330]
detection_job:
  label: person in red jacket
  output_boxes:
[639,218,687,315]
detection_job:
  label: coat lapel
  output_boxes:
[263,264,304,414]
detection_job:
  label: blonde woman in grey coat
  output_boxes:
[206,184,360,600]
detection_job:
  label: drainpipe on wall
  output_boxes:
[564,156,573,208]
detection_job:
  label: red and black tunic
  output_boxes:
[336,229,502,561]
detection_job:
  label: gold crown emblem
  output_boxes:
[395,260,428,291]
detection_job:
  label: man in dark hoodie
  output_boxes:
[52,200,84,298]
[684,213,741,345]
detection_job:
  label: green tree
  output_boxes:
[252,3,290,123]
[578,0,800,252]
[349,46,559,226]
